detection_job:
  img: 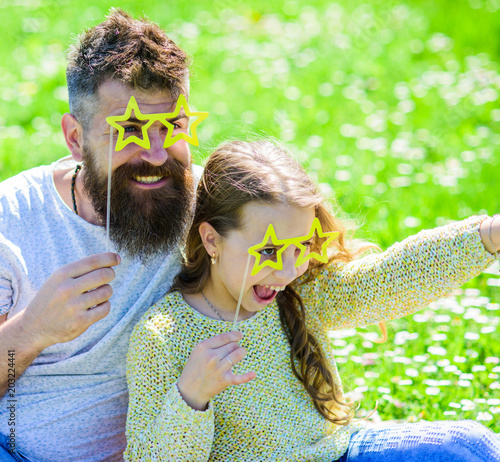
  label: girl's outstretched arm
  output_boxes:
[124,308,215,462]
[479,215,500,254]
[298,215,498,331]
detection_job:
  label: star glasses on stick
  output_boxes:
[106,94,209,151]
[231,218,339,329]
[101,95,208,251]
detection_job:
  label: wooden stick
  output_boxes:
[232,253,252,330]
[106,127,113,252]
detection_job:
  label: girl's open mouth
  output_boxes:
[252,285,277,304]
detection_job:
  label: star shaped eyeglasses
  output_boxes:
[99,95,208,253]
[105,94,209,151]
[247,217,339,276]
[230,218,339,329]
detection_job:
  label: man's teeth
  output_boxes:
[134,176,163,184]
[263,285,286,292]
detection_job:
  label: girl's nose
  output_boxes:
[273,250,298,282]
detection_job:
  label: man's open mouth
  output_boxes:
[133,176,165,184]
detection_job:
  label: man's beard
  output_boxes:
[81,144,195,262]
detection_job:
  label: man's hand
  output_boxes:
[0,252,121,397]
[22,252,121,349]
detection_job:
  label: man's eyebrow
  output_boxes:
[166,111,188,123]
[117,112,189,124]
[119,117,144,124]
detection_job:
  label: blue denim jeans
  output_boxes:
[0,421,498,461]
[337,420,500,462]
[0,434,34,462]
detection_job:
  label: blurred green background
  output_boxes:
[0,0,498,429]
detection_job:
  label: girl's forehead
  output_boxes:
[239,202,315,240]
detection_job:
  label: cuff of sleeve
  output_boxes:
[0,304,11,316]
[161,383,214,425]
[458,215,497,266]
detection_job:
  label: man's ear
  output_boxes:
[199,222,221,259]
[61,113,85,162]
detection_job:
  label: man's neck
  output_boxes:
[53,165,102,225]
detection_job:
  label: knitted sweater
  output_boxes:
[125,216,495,462]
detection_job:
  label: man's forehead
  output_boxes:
[97,79,180,115]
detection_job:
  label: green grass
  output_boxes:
[342,284,500,427]
[0,0,498,430]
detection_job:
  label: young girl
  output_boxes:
[124,140,499,461]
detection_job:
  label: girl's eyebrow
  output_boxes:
[287,236,313,243]
[264,238,312,247]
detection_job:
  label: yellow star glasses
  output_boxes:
[247,217,339,276]
[105,95,209,151]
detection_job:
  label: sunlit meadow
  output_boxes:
[0,0,498,430]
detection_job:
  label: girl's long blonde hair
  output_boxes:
[173,140,374,425]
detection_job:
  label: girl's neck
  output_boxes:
[182,279,255,322]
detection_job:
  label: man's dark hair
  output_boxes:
[66,8,190,130]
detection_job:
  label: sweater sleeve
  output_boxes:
[124,308,215,462]
[297,216,497,331]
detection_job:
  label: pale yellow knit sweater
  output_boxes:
[125,217,495,462]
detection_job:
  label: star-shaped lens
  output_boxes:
[247,224,287,276]
[105,96,159,151]
[163,94,209,148]
[293,217,339,267]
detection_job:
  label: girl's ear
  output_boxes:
[61,113,85,162]
[199,222,221,258]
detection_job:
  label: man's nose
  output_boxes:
[139,127,169,166]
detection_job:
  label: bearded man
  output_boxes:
[0,9,198,461]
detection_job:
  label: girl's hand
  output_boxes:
[177,331,256,411]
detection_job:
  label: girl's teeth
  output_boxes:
[266,285,284,292]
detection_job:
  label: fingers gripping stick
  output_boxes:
[177,331,255,410]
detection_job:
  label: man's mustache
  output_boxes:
[113,158,187,180]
